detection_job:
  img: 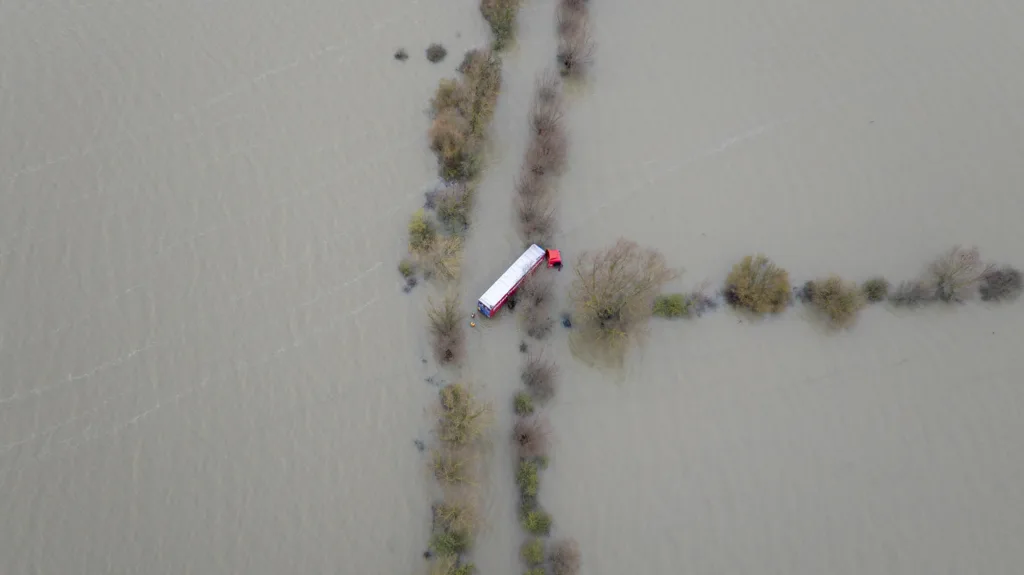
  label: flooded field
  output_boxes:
[2,0,1024,573]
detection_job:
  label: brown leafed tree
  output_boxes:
[569,239,676,342]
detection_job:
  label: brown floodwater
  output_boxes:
[2,0,1023,573]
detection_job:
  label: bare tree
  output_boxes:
[929,246,994,302]
[570,239,676,342]
[556,20,594,78]
[516,192,556,246]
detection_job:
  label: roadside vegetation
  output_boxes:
[417,5,518,575]
[556,0,594,78]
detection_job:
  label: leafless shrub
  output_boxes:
[556,2,588,37]
[889,280,933,307]
[428,292,464,363]
[549,538,582,575]
[929,246,994,303]
[433,184,472,233]
[523,305,554,339]
[980,265,1022,302]
[512,417,551,459]
[535,69,562,106]
[521,353,557,403]
[570,239,676,342]
[530,97,564,138]
[556,21,594,78]
[428,110,479,181]
[524,127,569,176]
[516,193,556,246]
[520,273,554,309]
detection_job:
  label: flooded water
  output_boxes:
[2,0,1023,573]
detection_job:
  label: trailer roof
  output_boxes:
[478,244,546,308]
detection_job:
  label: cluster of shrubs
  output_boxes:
[515,70,567,248]
[662,246,1024,329]
[511,354,581,575]
[555,0,593,78]
[427,383,493,575]
[429,50,503,182]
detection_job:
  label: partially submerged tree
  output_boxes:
[889,280,933,307]
[516,192,556,246]
[569,239,676,347]
[723,254,791,315]
[928,246,994,302]
[480,0,523,50]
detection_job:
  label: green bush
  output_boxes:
[806,276,864,327]
[430,529,470,556]
[426,43,448,63]
[521,508,552,536]
[516,459,539,498]
[520,538,545,566]
[524,569,545,575]
[436,185,472,233]
[398,258,416,278]
[653,293,688,318]
[514,391,534,415]
[723,254,791,314]
[861,277,890,302]
[409,209,437,253]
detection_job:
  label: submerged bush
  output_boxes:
[723,254,791,315]
[556,20,594,78]
[862,277,890,302]
[430,528,470,556]
[979,265,1022,302]
[431,449,473,485]
[429,110,479,181]
[480,0,522,50]
[409,209,437,253]
[548,538,582,575]
[516,459,540,498]
[806,276,865,327]
[434,184,473,233]
[426,43,449,63]
[524,569,545,575]
[521,354,557,403]
[459,49,503,135]
[428,293,464,363]
[431,557,476,575]
[889,280,932,307]
[438,383,492,445]
[521,508,552,536]
[513,417,551,460]
[524,127,569,177]
[431,79,473,118]
[514,391,534,415]
[398,258,417,278]
[653,293,687,318]
[516,192,556,246]
[433,499,478,535]
[929,246,993,303]
[422,236,464,282]
[521,538,545,566]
